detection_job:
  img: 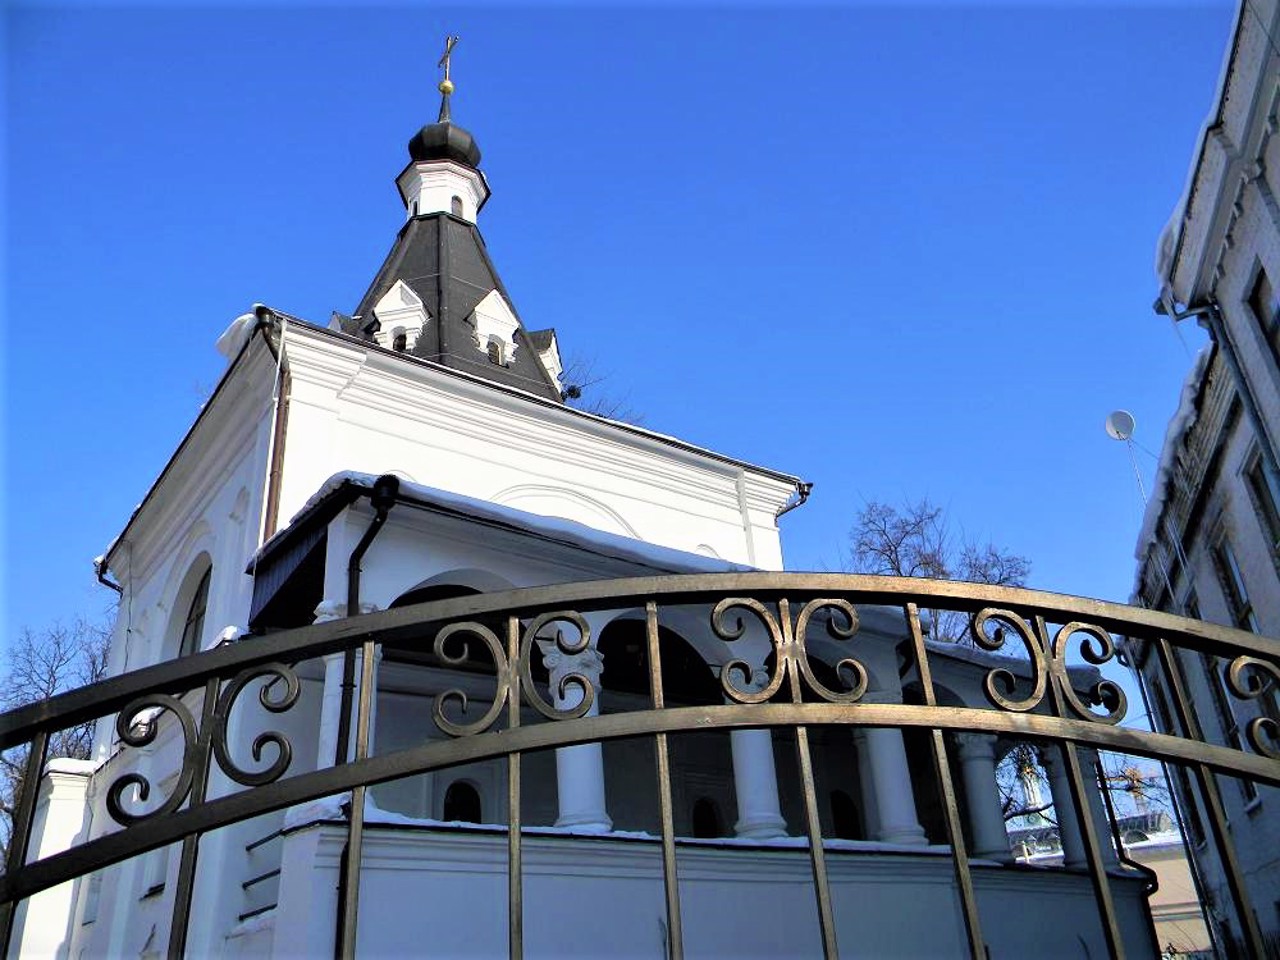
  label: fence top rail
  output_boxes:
[1,572,1273,751]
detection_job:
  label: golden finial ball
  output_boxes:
[438,79,455,95]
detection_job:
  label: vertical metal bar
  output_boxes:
[1154,637,1265,957]
[506,615,523,960]
[645,602,682,960]
[782,599,837,959]
[1058,741,1126,960]
[336,639,376,960]
[793,728,837,959]
[905,604,985,959]
[0,729,48,957]
[1036,616,1124,960]
[167,678,221,960]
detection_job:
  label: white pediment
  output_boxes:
[471,289,520,364]
[372,281,429,353]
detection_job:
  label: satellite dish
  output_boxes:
[1105,410,1135,441]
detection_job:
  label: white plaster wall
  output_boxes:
[259,826,1154,959]
[275,329,794,572]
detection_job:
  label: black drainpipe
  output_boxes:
[334,474,401,765]
[333,474,399,959]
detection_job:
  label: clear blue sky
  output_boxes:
[4,3,1228,647]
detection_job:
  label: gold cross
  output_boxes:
[438,35,459,83]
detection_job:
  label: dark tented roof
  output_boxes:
[351,213,562,401]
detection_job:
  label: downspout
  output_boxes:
[334,473,401,764]
[776,481,813,519]
[333,474,399,960]
[1157,297,1280,489]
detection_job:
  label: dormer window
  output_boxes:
[486,339,504,365]
[392,328,408,352]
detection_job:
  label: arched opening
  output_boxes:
[170,556,213,659]
[692,797,723,839]
[486,338,504,365]
[451,195,464,217]
[443,780,482,823]
[392,327,407,352]
[595,617,732,836]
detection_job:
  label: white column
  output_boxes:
[313,600,380,768]
[954,733,1011,861]
[1079,747,1119,867]
[725,668,787,839]
[539,642,611,833]
[1040,746,1086,868]
[859,692,929,846]
[852,729,881,839]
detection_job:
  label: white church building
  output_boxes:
[7,49,1273,960]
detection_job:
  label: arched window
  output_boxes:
[691,797,723,839]
[178,566,211,657]
[486,339,504,365]
[443,781,482,823]
[392,328,407,352]
[451,195,464,217]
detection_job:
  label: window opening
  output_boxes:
[1248,265,1280,368]
[830,789,861,840]
[179,567,211,657]
[486,339,504,365]
[443,781,482,823]
[1212,538,1259,633]
[691,797,723,838]
[451,195,464,217]
[392,328,407,353]
[1245,453,1280,563]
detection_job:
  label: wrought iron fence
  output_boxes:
[1,573,1277,959]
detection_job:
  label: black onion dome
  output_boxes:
[408,121,482,168]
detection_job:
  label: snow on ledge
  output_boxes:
[254,470,756,577]
[1131,347,1211,600]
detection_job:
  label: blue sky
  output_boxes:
[4,3,1228,648]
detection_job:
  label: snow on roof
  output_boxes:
[1131,348,1212,600]
[254,470,755,576]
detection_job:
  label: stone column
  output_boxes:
[314,600,380,768]
[725,668,787,839]
[1040,746,1086,868]
[539,642,611,832]
[1079,747,1119,867]
[857,692,929,846]
[953,733,1011,861]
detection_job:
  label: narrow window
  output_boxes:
[392,328,407,352]
[1213,538,1259,633]
[443,781,482,823]
[179,567,211,657]
[451,195,464,217]
[1201,651,1259,803]
[1151,682,1205,845]
[1248,266,1280,366]
[486,339,504,365]
[691,797,722,838]
[1245,453,1280,562]
[411,200,419,217]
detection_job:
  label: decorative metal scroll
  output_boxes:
[106,663,300,825]
[712,597,866,704]
[969,609,1127,725]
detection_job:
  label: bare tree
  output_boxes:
[1,618,111,861]
[848,498,1030,643]
[559,354,646,425]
